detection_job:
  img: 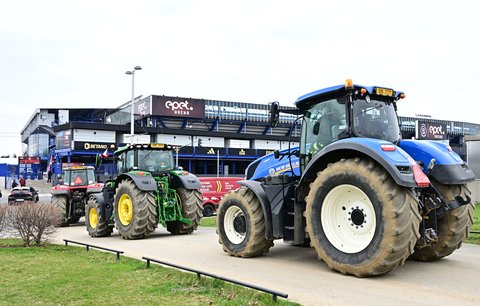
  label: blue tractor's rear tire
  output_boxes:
[410,182,474,261]
[305,158,421,277]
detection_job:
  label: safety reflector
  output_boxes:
[381,144,396,151]
[408,157,430,187]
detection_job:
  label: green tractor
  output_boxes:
[86,143,203,239]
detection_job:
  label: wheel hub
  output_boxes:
[233,216,246,234]
[350,208,365,227]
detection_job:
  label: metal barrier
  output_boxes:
[142,256,288,302]
[63,239,124,260]
[471,231,480,234]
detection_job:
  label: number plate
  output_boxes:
[375,87,394,97]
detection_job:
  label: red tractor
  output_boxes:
[51,165,103,226]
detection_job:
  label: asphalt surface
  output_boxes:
[50,224,480,306]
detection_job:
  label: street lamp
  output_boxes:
[125,66,142,144]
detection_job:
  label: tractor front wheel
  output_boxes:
[166,188,203,235]
[305,158,421,277]
[217,186,273,257]
[85,196,113,237]
[203,204,215,217]
[114,179,157,239]
[51,195,69,227]
[410,182,474,261]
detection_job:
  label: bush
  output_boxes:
[4,203,62,246]
[0,205,7,237]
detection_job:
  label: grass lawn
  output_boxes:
[200,216,217,228]
[0,239,295,306]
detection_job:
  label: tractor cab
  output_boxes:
[115,143,176,175]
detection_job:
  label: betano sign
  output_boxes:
[152,95,205,118]
[416,120,448,140]
[73,142,118,152]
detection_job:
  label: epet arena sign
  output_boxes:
[152,95,205,118]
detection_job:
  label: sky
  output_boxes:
[1,0,479,156]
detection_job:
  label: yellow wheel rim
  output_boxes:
[89,207,98,229]
[118,193,133,226]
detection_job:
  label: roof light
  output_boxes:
[345,79,354,90]
[447,145,452,152]
[360,88,367,95]
[399,93,406,99]
[381,144,396,152]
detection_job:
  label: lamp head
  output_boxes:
[125,71,133,75]
[134,66,142,70]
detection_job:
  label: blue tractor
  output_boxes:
[216,80,475,277]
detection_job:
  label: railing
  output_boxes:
[142,256,288,302]
[63,239,124,260]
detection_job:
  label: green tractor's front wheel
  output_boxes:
[114,179,158,240]
[166,188,203,235]
[85,196,113,237]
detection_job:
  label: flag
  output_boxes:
[100,148,109,158]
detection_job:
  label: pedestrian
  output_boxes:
[19,176,26,187]
[11,178,18,189]
[47,170,52,183]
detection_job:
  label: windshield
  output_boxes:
[138,150,174,172]
[352,98,400,142]
[64,169,95,186]
[300,99,347,167]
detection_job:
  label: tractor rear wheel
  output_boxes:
[51,195,69,227]
[166,188,203,235]
[410,182,474,261]
[114,179,157,240]
[85,196,113,237]
[305,158,421,277]
[217,186,274,257]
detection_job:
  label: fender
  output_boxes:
[171,173,201,190]
[237,180,274,240]
[116,173,157,192]
[301,138,419,188]
[399,139,475,184]
[91,192,110,221]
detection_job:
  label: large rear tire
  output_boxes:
[217,186,274,257]
[410,182,474,261]
[114,179,157,240]
[51,195,69,227]
[86,196,113,237]
[305,158,421,277]
[166,188,203,235]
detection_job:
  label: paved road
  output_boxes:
[51,224,480,306]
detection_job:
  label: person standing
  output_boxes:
[11,178,18,189]
[47,170,52,183]
[19,176,26,187]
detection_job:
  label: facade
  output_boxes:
[20,94,480,180]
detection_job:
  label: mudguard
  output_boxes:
[91,192,111,221]
[399,140,475,184]
[116,173,158,192]
[171,172,201,190]
[237,180,274,240]
[302,138,419,188]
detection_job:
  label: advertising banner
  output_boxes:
[19,156,41,164]
[227,148,256,157]
[416,120,448,140]
[152,96,205,118]
[73,142,118,152]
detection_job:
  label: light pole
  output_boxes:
[125,66,142,144]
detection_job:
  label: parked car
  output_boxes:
[8,187,39,205]
[199,177,242,217]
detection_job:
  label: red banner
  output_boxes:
[19,156,41,164]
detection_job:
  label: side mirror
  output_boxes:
[273,150,280,159]
[269,101,280,128]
